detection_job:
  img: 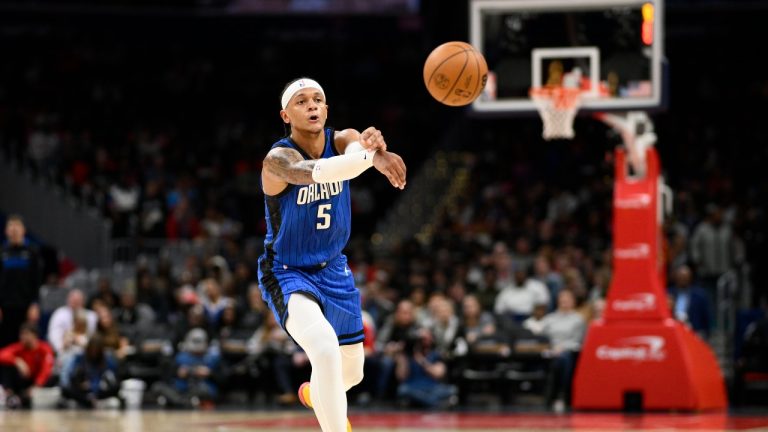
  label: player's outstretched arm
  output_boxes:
[263,144,378,190]
[373,151,406,190]
[263,147,317,186]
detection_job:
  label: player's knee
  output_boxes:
[343,362,364,389]
[313,339,342,364]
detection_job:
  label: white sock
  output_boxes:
[341,343,364,391]
[286,294,347,432]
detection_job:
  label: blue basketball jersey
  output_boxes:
[261,128,352,268]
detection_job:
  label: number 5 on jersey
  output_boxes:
[316,204,331,229]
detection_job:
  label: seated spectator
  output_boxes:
[0,323,55,409]
[456,294,496,349]
[523,302,549,335]
[55,310,91,374]
[46,289,97,355]
[238,283,266,332]
[112,284,156,339]
[668,264,712,339]
[494,262,550,322]
[373,299,421,400]
[59,335,122,409]
[87,276,119,311]
[246,312,296,405]
[94,305,132,360]
[540,289,586,412]
[395,328,458,409]
[150,328,221,408]
[427,296,460,359]
[198,278,233,331]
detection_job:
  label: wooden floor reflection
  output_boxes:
[2,409,768,431]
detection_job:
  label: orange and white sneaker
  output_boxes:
[297,382,352,431]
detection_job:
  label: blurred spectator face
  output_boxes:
[557,290,576,312]
[447,281,466,305]
[409,286,426,308]
[462,295,481,319]
[5,218,26,245]
[222,305,237,326]
[492,242,511,273]
[74,311,88,334]
[96,305,114,328]
[534,255,551,276]
[674,265,692,288]
[532,303,548,320]
[188,304,206,327]
[434,297,454,324]
[513,267,527,285]
[67,290,85,310]
[394,300,415,327]
[183,329,208,355]
[515,237,531,255]
[20,327,38,349]
[203,278,221,300]
[120,290,137,308]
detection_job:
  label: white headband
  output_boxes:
[281,78,325,109]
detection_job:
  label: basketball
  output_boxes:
[423,41,488,106]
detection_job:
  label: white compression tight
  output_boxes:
[286,293,364,432]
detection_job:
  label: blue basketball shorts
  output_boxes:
[258,253,364,346]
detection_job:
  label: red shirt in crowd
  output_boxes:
[0,340,55,386]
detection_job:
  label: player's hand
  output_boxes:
[15,358,31,378]
[373,151,406,189]
[360,127,387,152]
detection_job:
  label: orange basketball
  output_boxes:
[423,41,488,106]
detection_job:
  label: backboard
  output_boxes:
[470,0,665,113]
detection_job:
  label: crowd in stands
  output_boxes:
[2,3,768,412]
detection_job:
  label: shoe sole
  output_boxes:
[298,382,312,409]
[297,382,352,431]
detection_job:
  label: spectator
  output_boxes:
[238,283,266,332]
[87,276,119,311]
[165,196,201,240]
[0,323,55,409]
[46,289,97,355]
[395,328,458,409]
[55,310,91,374]
[523,302,549,335]
[0,215,43,348]
[198,278,232,331]
[59,334,122,409]
[246,312,296,405]
[494,262,550,321]
[454,294,497,356]
[373,299,420,400]
[112,284,156,338]
[427,296,460,359]
[151,328,221,408]
[541,289,586,412]
[668,264,712,339]
[689,203,743,300]
[94,305,131,360]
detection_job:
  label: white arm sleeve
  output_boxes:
[311,142,376,183]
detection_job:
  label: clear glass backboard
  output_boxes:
[470,0,666,113]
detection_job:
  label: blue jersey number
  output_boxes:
[317,204,331,229]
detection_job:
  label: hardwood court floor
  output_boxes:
[3,409,768,431]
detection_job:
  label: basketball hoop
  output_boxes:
[530,86,583,140]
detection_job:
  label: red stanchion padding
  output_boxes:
[572,147,727,411]
[572,319,727,411]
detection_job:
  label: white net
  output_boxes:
[530,87,583,140]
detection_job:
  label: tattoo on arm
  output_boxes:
[263,147,317,185]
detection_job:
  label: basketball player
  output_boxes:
[258,77,406,432]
